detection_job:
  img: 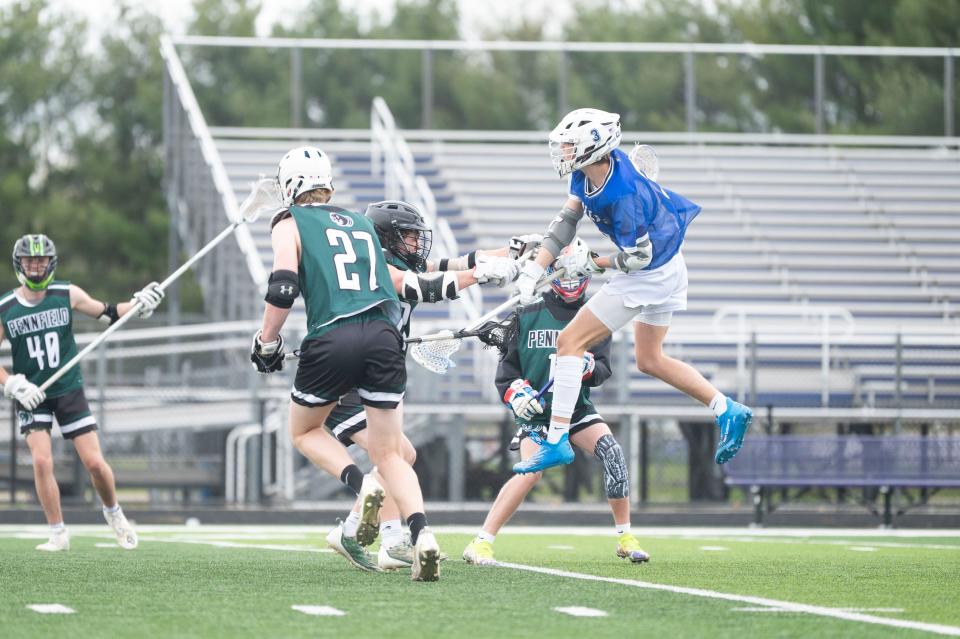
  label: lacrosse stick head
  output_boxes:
[409,335,462,374]
[472,315,518,356]
[629,143,659,181]
[239,176,284,224]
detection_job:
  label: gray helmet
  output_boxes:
[12,234,58,291]
[364,200,433,272]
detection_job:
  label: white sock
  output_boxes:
[343,511,361,537]
[380,519,403,549]
[615,522,631,536]
[103,503,121,514]
[709,393,727,418]
[50,522,66,534]
[548,355,583,444]
[477,530,496,544]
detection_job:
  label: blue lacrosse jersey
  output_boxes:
[569,148,701,270]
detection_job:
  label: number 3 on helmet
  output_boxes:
[548,108,622,177]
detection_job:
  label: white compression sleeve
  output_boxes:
[547,355,584,444]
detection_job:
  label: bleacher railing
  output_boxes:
[160,35,267,322]
[370,97,480,321]
[169,36,959,138]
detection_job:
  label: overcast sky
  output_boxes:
[36,0,587,40]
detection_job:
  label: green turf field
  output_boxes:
[1,525,958,638]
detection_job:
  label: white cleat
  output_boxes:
[36,529,70,552]
[411,528,440,582]
[104,508,138,550]
[378,540,414,571]
[356,474,385,547]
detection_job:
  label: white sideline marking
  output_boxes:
[554,606,608,617]
[27,604,75,614]
[699,546,729,551]
[292,605,345,617]
[499,562,960,636]
[735,607,905,613]
[548,545,575,550]
[95,543,119,548]
[849,546,879,552]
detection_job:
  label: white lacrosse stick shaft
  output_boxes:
[39,179,282,393]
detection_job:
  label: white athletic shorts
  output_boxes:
[585,252,688,332]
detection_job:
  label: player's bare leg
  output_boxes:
[465,438,541,566]
[634,321,752,463]
[571,423,649,563]
[25,430,69,551]
[73,430,137,549]
[290,402,379,571]
[349,429,414,548]
[364,404,439,581]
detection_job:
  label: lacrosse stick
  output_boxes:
[39,177,284,393]
[629,143,659,181]
[407,267,566,374]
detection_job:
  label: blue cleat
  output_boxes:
[714,399,753,464]
[513,432,575,474]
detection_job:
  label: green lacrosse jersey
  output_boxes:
[291,204,401,340]
[496,294,612,428]
[0,282,82,398]
[385,252,418,340]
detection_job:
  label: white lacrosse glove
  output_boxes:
[581,351,596,380]
[250,330,285,374]
[507,233,544,260]
[131,281,165,319]
[3,374,46,410]
[515,260,545,305]
[610,233,653,273]
[474,256,521,288]
[504,379,544,421]
[555,245,604,278]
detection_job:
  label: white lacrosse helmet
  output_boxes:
[548,108,622,177]
[276,146,334,206]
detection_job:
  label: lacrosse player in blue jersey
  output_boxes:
[513,108,753,474]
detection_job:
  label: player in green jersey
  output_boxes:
[463,240,651,566]
[250,147,518,580]
[0,234,164,551]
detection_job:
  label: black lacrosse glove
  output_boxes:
[251,330,285,374]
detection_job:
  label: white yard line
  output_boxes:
[27,604,75,614]
[734,607,906,613]
[553,606,608,617]
[499,562,960,637]
[147,538,333,553]
[291,605,346,616]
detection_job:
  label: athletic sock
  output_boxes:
[343,511,361,538]
[615,522,631,536]
[477,530,496,544]
[50,522,66,534]
[407,513,427,545]
[709,393,728,418]
[103,503,121,514]
[340,464,364,495]
[547,355,583,444]
[380,519,403,549]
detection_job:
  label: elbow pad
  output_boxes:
[542,206,583,257]
[264,270,300,308]
[401,271,459,303]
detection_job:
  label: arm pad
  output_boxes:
[542,206,583,257]
[98,303,120,326]
[401,271,459,303]
[264,269,300,309]
[437,250,477,272]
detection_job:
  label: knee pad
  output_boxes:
[595,434,629,499]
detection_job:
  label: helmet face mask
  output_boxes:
[276,146,335,206]
[548,239,590,303]
[12,234,58,291]
[549,108,622,177]
[364,200,433,272]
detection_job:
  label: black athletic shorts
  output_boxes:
[18,388,98,440]
[325,391,366,447]
[292,314,406,410]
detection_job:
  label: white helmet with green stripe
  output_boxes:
[12,234,58,291]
